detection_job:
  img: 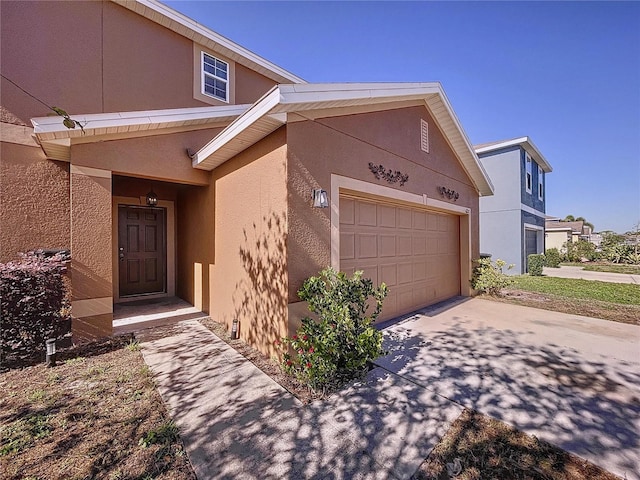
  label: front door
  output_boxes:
[118,205,166,297]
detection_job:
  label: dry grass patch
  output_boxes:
[0,336,195,480]
[412,409,621,480]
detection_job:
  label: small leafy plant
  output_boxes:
[528,254,545,276]
[139,421,178,448]
[471,258,514,295]
[280,268,388,392]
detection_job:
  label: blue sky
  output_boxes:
[167,0,639,233]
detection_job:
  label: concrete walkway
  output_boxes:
[543,265,640,284]
[138,299,640,480]
[137,321,462,479]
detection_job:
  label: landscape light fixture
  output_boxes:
[231,319,239,340]
[146,189,158,206]
[45,338,56,367]
[312,189,329,208]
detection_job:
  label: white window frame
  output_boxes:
[538,165,544,200]
[525,154,532,194]
[201,52,229,102]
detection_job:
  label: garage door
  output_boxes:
[525,229,538,272]
[340,195,460,322]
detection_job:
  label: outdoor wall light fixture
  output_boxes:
[146,189,158,206]
[45,338,56,367]
[312,189,329,208]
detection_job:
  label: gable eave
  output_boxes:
[192,83,495,197]
[114,0,306,85]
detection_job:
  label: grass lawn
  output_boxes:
[583,264,640,275]
[559,262,640,275]
[513,275,640,304]
[0,336,195,480]
[493,275,640,325]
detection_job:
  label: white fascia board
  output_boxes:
[277,82,441,105]
[124,0,305,84]
[475,136,552,173]
[31,104,249,139]
[427,85,494,196]
[192,87,282,167]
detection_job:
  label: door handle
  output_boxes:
[119,247,125,261]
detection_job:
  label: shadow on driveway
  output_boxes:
[376,304,640,480]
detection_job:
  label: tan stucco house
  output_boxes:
[1,0,493,356]
[545,219,593,252]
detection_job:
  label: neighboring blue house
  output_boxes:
[475,137,553,274]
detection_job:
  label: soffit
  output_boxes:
[31,105,249,161]
[192,83,495,197]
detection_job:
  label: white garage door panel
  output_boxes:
[340,196,460,322]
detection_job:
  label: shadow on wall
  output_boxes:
[377,319,640,479]
[233,211,287,355]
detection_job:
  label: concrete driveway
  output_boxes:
[543,265,640,284]
[375,298,640,480]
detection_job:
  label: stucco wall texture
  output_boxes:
[210,128,288,357]
[0,143,70,262]
[72,129,222,186]
[287,105,480,300]
[0,1,277,122]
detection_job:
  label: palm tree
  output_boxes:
[563,215,594,231]
[575,217,594,231]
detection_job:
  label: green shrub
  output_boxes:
[1,251,70,365]
[471,258,514,295]
[563,239,597,262]
[528,254,545,276]
[280,268,387,392]
[544,248,561,268]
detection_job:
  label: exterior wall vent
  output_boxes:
[420,119,429,153]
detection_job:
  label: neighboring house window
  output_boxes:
[202,52,228,102]
[420,119,429,153]
[538,165,544,200]
[525,154,532,194]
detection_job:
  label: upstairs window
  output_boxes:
[202,52,228,102]
[538,165,544,200]
[525,154,532,193]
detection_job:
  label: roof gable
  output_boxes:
[474,136,552,172]
[192,83,494,196]
[114,0,305,85]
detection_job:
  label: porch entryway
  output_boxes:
[113,297,207,335]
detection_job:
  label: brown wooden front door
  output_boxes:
[118,205,166,297]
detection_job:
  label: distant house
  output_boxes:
[475,137,553,274]
[545,220,593,252]
[1,0,493,356]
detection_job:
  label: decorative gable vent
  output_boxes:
[420,119,429,153]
